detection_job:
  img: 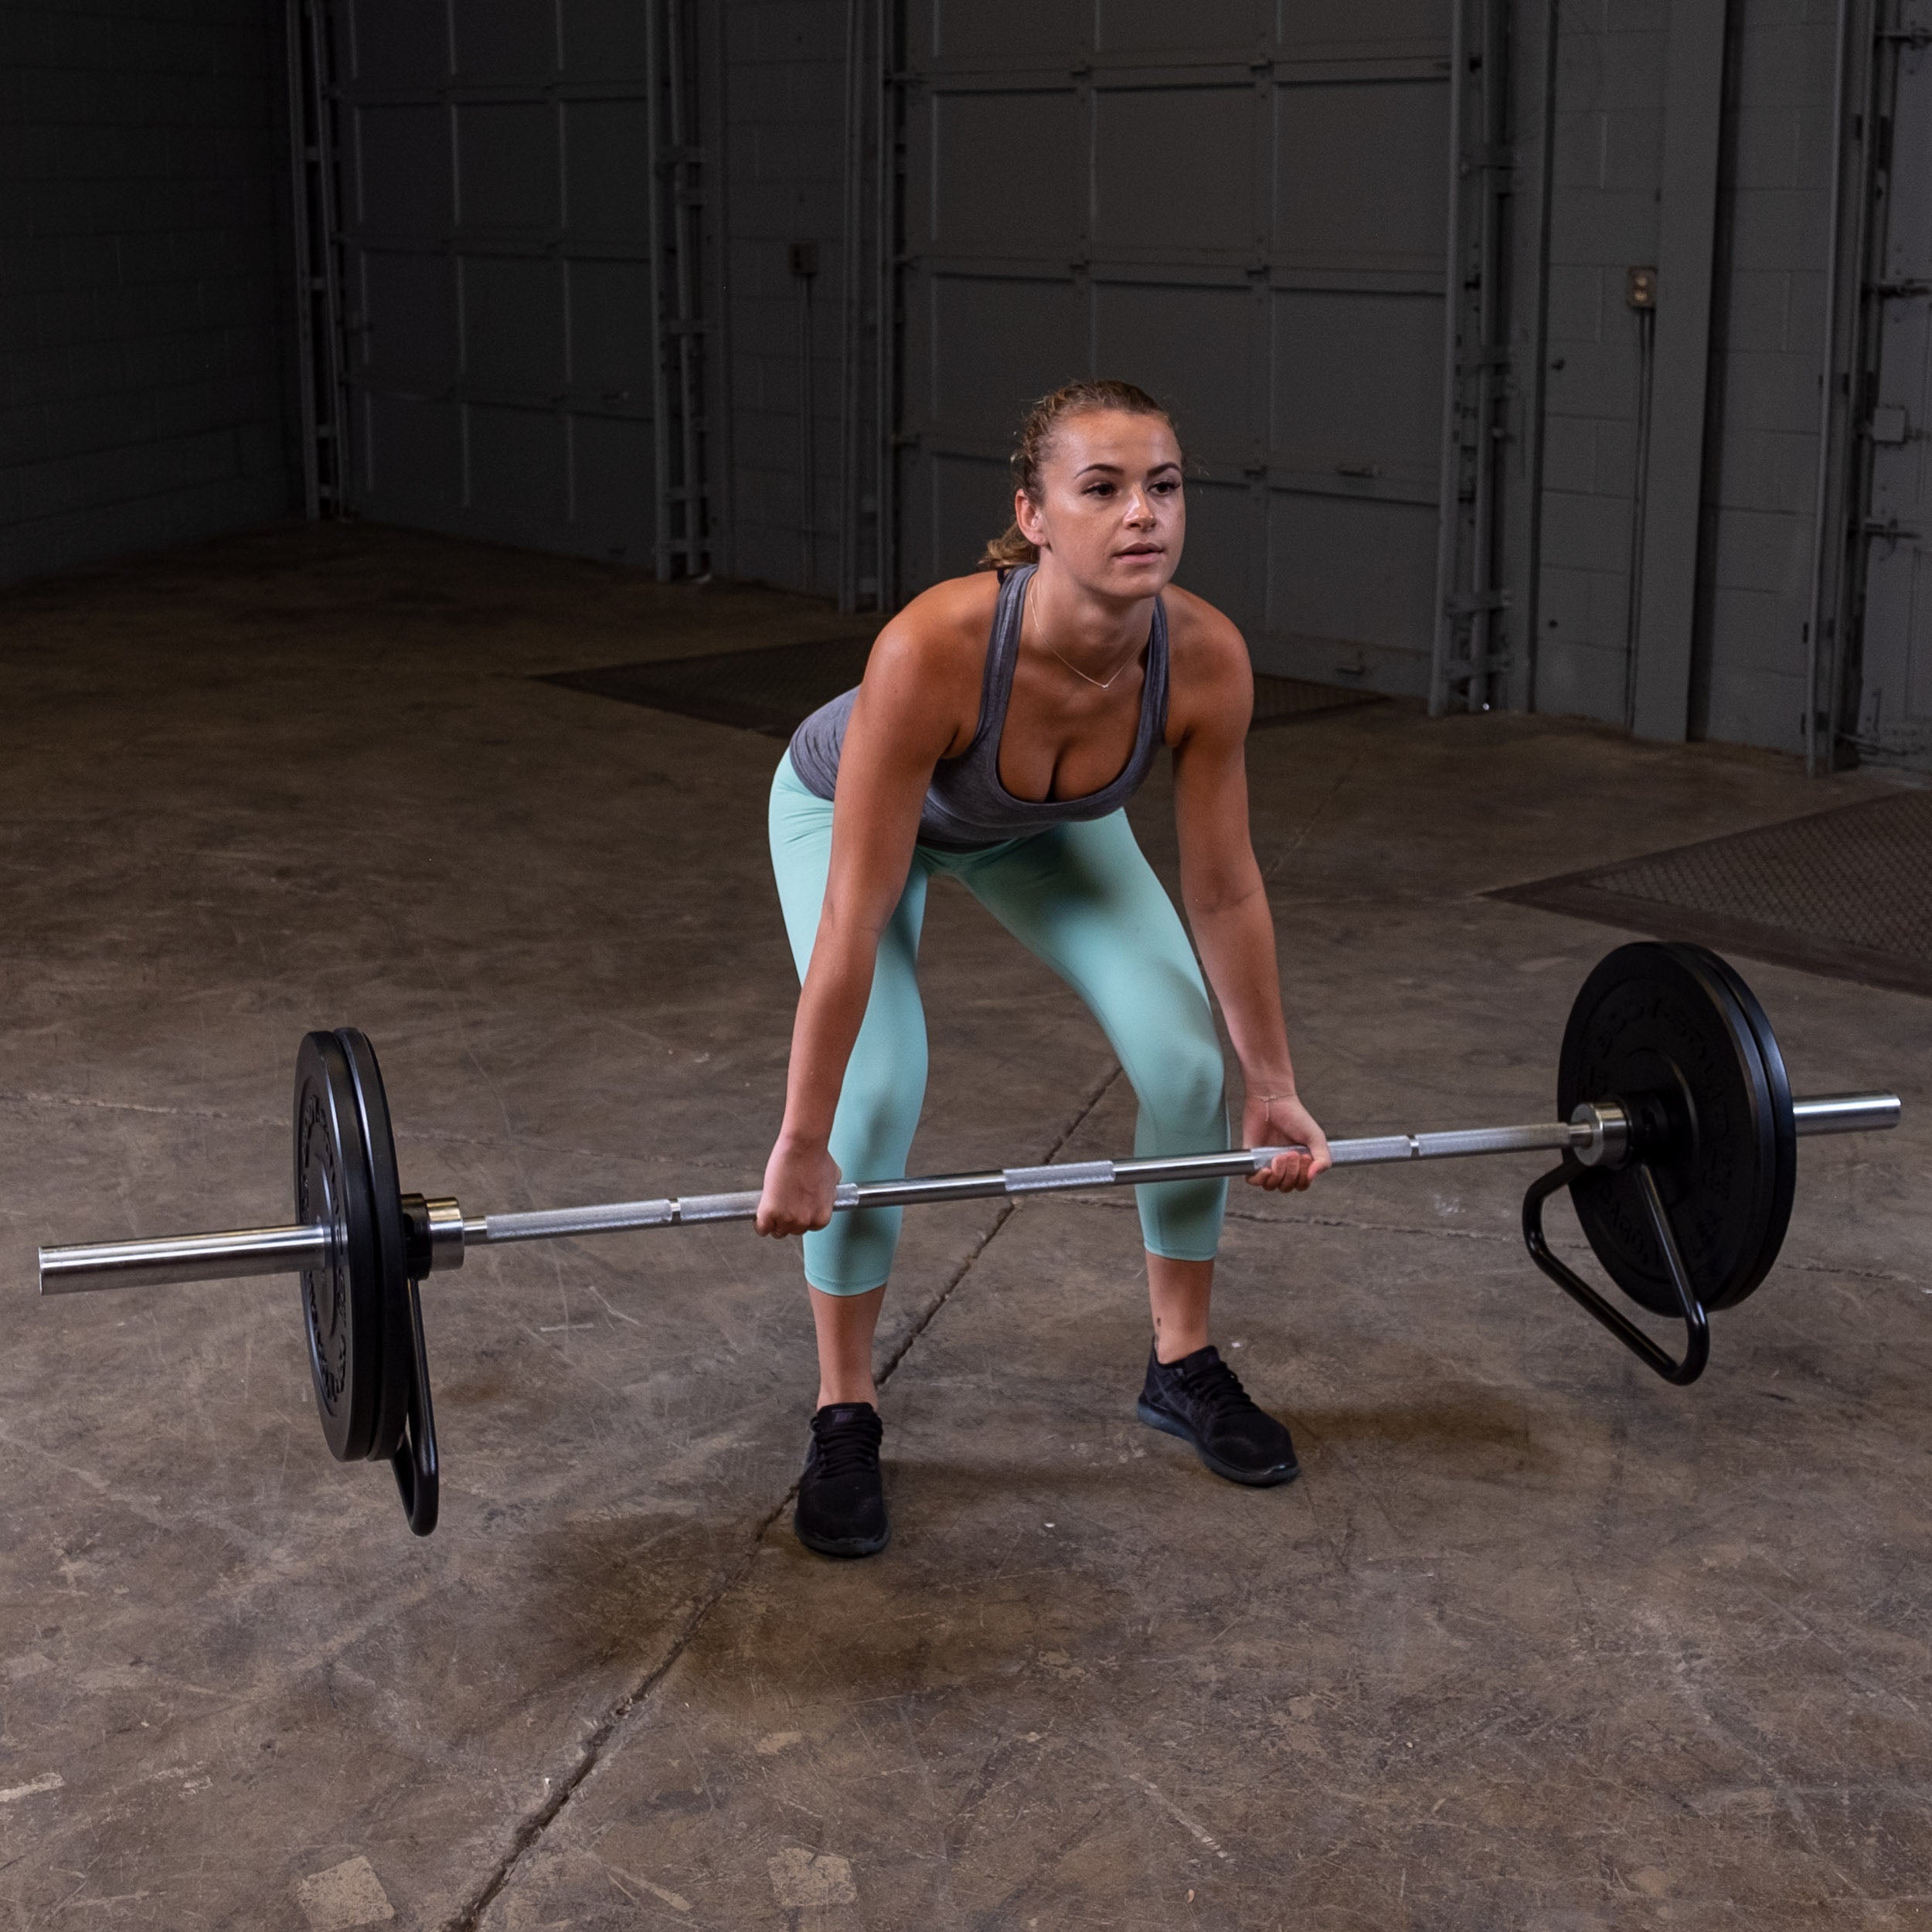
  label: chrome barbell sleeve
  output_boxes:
[38,1223,334,1295]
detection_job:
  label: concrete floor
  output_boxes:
[1,525,1927,1932]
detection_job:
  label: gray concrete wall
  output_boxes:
[1535,0,1838,754]
[719,0,850,595]
[0,1,295,586]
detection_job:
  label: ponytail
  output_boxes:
[977,520,1039,571]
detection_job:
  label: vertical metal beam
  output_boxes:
[876,1,900,613]
[700,0,736,582]
[645,0,672,581]
[1430,0,1511,717]
[288,0,350,517]
[666,0,706,577]
[284,0,320,519]
[1506,0,1561,715]
[1804,0,1882,775]
[1628,0,1731,743]
[1428,0,1471,719]
[837,0,865,614]
[1468,0,1505,706]
[1805,0,1856,775]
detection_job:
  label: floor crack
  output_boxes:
[440,1061,1124,1932]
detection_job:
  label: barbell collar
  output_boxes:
[1569,1100,1632,1170]
[35,1089,1900,1296]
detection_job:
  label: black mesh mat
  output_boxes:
[542,638,877,739]
[1492,789,1932,998]
[543,638,1376,741]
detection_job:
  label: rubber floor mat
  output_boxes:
[1491,787,1932,998]
[544,639,1378,741]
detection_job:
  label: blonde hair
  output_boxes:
[976,379,1181,571]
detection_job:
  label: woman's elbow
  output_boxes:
[1183,868,1266,921]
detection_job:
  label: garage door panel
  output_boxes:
[1264,492,1436,669]
[1093,282,1257,463]
[1172,479,1258,632]
[562,0,652,78]
[930,93,1082,259]
[922,0,1093,65]
[911,20,1451,677]
[361,392,462,521]
[930,277,1085,439]
[1094,88,1253,257]
[1275,2,1448,51]
[357,250,457,390]
[468,403,570,536]
[452,0,558,80]
[930,452,1012,581]
[1274,82,1448,268]
[338,0,662,556]
[1098,0,1263,56]
[564,100,654,239]
[346,2,447,88]
[1270,291,1440,481]
[462,256,566,393]
[354,104,453,236]
[569,413,656,561]
[570,260,655,400]
[457,103,560,230]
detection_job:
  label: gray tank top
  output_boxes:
[786,563,1170,852]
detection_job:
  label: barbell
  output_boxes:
[36,942,1901,1536]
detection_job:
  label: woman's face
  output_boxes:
[1016,408,1185,599]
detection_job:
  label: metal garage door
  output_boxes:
[308,1,707,573]
[896,2,1453,694]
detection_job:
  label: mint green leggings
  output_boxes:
[770,751,1228,1294]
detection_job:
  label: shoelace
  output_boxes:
[1174,1354,1263,1427]
[810,1407,883,1480]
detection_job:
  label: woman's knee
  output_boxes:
[831,1064,926,1175]
[1134,1029,1227,1142]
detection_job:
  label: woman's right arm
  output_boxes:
[757,617,968,1238]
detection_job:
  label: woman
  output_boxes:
[758,379,1330,1558]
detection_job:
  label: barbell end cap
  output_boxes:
[1791,1091,1902,1136]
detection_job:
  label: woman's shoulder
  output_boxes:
[846,571,999,754]
[1160,583,1252,702]
[862,571,1001,685]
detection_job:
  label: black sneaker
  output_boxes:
[794,1402,890,1557]
[1137,1342,1299,1487]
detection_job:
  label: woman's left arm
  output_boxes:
[1168,613,1329,1191]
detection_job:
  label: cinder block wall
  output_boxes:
[0,2,294,586]
[1535,0,1838,754]
[719,0,849,594]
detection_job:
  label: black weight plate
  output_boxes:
[338,1029,413,1463]
[294,1032,383,1462]
[1693,949,1798,1300]
[1557,942,1782,1317]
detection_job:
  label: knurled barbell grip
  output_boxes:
[36,1093,1900,1295]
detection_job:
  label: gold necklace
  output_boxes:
[1040,635,1142,690]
